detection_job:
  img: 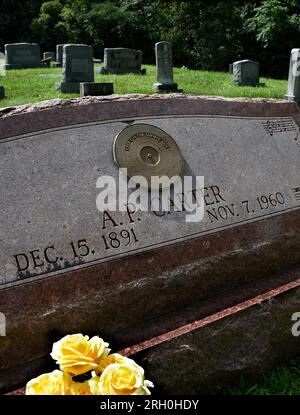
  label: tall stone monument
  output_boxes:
[153,42,178,92]
[57,44,94,93]
[286,49,300,104]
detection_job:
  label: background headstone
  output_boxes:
[41,56,52,68]
[286,48,300,104]
[153,41,178,92]
[43,52,55,61]
[55,44,65,67]
[58,44,94,93]
[233,59,260,86]
[80,82,114,97]
[229,63,233,73]
[0,86,4,99]
[97,48,145,74]
[4,43,44,69]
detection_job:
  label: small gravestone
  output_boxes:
[4,43,44,69]
[233,59,260,86]
[0,86,4,99]
[96,48,145,75]
[54,44,65,67]
[153,42,178,92]
[80,82,113,97]
[41,56,52,68]
[57,44,94,93]
[286,49,300,104]
[229,63,233,73]
[43,52,55,61]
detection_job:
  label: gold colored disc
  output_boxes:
[113,123,183,189]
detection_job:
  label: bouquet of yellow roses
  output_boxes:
[26,334,154,395]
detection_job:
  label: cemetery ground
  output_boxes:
[0,64,288,108]
[228,357,300,395]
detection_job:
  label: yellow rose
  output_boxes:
[51,333,110,375]
[89,361,154,395]
[96,353,138,374]
[69,380,91,395]
[26,370,72,395]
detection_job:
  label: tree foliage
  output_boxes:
[1,0,300,77]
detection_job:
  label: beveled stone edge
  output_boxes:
[119,276,300,357]
[1,93,299,142]
[0,93,295,118]
[5,270,300,395]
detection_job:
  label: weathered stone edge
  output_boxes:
[5,273,300,395]
[0,93,294,118]
[124,276,300,394]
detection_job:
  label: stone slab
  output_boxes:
[154,82,178,92]
[80,82,114,97]
[0,95,299,392]
[0,86,4,100]
[123,272,300,394]
[1,98,299,289]
[4,266,300,394]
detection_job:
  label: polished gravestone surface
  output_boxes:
[0,94,299,393]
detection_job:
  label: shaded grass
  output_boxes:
[228,357,300,395]
[0,64,288,108]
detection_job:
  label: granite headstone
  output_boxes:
[97,48,145,75]
[43,52,55,61]
[54,44,66,67]
[233,59,260,86]
[154,42,178,92]
[286,49,300,104]
[57,44,94,93]
[4,43,44,69]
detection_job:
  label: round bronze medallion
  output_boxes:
[113,123,183,189]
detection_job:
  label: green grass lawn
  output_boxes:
[0,64,288,108]
[228,357,300,395]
